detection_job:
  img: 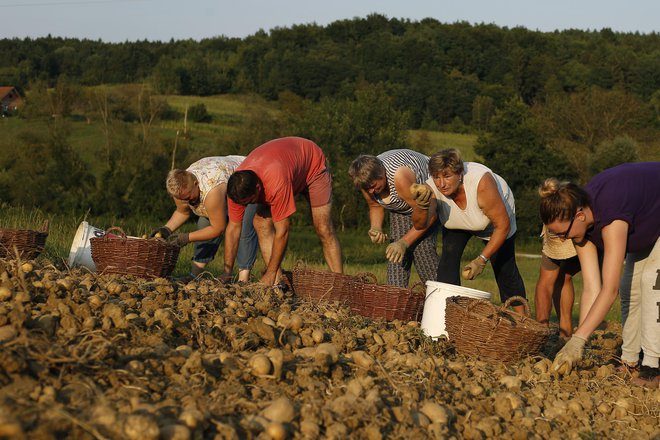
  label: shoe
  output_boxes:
[630,366,659,388]
[615,360,639,376]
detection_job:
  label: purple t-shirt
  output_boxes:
[585,162,660,253]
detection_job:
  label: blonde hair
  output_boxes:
[166,169,196,197]
[428,148,464,176]
[538,177,591,224]
[348,155,386,190]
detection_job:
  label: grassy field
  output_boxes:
[1,206,621,326]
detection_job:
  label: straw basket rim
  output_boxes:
[291,262,377,304]
[445,295,552,363]
[90,226,180,279]
[0,220,49,259]
[350,280,426,322]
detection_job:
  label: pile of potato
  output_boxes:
[0,258,658,439]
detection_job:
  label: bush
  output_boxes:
[188,103,212,123]
[589,135,640,176]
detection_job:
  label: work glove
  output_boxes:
[552,334,587,375]
[168,232,190,247]
[149,226,172,239]
[409,183,432,210]
[367,228,388,244]
[462,255,487,280]
[385,239,408,264]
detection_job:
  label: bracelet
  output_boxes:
[479,254,489,263]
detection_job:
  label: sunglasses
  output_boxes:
[548,209,581,240]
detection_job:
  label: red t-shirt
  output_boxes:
[228,137,327,223]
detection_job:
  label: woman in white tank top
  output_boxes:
[410,149,527,314]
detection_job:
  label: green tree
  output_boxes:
[590,135,640,175]
[475,97,576,237]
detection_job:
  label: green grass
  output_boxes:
[409,130,480,161]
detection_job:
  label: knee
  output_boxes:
[314,222,336,243]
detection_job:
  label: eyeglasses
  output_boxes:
[551,209,581,240]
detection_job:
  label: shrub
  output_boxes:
[589,135,640,176]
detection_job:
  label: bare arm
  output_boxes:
[261,217,290,285]
[360,189,386,230]
[223,220,242,276]
[477,173,511,260]
[164,198,192,232]
[573,220,628,339]
[394,167,436,245]
[188,184,227,242]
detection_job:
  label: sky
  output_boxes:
[1,0,658,43]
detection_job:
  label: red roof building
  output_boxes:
[0,87,23,114]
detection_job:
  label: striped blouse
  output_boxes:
[374,149,430,215]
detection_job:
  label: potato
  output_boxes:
[265,422,287,440]
[249,354,272,375]
[0,286,12,301]
[262,397,296,423]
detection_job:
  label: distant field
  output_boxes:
[409,130,480,161]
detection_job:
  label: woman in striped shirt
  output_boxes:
[349,150,439,287]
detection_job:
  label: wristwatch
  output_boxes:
[479,254,489,263]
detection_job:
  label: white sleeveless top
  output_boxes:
[426,162,516,240]
[186,156,245,217]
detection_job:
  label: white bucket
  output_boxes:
[67,221,106,271]
[421,281,492,340]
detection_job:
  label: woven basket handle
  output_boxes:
[103,226,127,240]
[465,295,498,316]
[40,220,49,233]
[356,272,377,284]
[501,295,530,317]
[410,281,426,295]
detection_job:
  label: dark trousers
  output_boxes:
[436,226,526,302]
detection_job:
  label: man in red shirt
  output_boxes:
[225,137,343,285]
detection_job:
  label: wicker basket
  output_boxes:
[90,227,180,279]
[445,296,552,363]
[0,220,49,260]
[350,281,426,322]
[291,263,377,304]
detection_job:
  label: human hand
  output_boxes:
[149,226,172,239]
[409,183,432,210]
[168,232,190,247]
[461,255,487,280]
[259,271,278,286]
[552,335,587,375]
[220,272,233,284]
[385,239,409,264]
[367,228,388,244]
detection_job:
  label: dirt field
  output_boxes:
[0,258,658,439]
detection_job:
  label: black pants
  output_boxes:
[436,226,526,302]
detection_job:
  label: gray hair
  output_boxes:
[348,155,386,190]
[166,169,195,197]
[428,148,464,176]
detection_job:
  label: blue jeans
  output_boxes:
[192,204,258,270]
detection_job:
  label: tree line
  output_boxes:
[2,16,659,128]
[1,16,658,237]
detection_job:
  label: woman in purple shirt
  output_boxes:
[539,162,660,387]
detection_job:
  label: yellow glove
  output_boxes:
[367,228,388,244]
[552,335,586,375]
[385,239,409,264]
[461,255,487,280]
[409,183,432,210]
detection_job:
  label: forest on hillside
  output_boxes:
[1,15,658,236]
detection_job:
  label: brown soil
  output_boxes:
[0,258,658,439]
